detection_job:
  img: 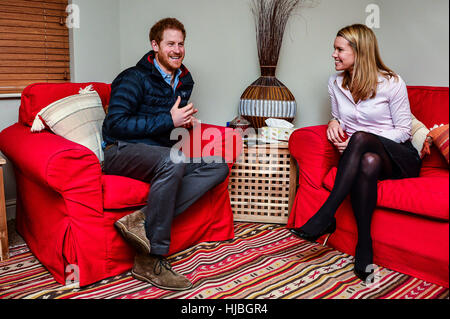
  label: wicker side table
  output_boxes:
[0,155,8,261]
[228,142,297,224]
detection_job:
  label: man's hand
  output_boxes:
[170,96,198,128]
[182,116,200,129]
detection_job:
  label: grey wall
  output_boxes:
[117,0,449,128]
[376,0,449,86]
[0,99,20,219]
[71,0,121,83]
[0,0,448,219]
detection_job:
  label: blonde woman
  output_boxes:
[290,24,421,282]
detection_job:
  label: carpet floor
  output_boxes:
[0,222,448,299]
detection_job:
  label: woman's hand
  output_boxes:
[327,119,346,143]
[327,119,349,153]
[333,139,349,154]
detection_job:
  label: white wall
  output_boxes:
[377,0,449,86]
[117,0,449,128]
[0,0,448,218]
[119,0,258,127]
[0,0,123,219]
[70,0,121,83]
[0,99,20,219]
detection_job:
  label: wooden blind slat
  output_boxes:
[0,79,67,86]
[26,0,68,4]
[0,73,68,81]
[0,12,66,24]
[0,67,69,74]
[0,5,66,17]
[0,46,69,55]
[0,53,69,62]
[23,0,68,5]
[0,26,68,36]
[0,33,67,43]
[0,0,70,94]
[0,19,67,31]
[0,40,68,49]
[0,1,66,11]
[0,61,69,68]
[0,79,68,94]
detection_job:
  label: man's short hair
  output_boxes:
[149,17,186,44]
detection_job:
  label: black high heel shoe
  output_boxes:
[354,267,374,282]
[353,244,375,283]
[290,218,337,246]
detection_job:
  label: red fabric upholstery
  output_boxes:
[288,86,449,288]
[323,167,449,221]
[408,86,449,169]
[407,86,449,128]
[102,175,149,210]
[19,82,111,127]
[0,82,241,287]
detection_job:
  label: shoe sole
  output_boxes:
[114,220,151,254]
[131,270,193,291]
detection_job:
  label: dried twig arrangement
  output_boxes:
[240,0,318,127]
[251,0,307,68]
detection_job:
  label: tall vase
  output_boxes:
[239,65,296,128]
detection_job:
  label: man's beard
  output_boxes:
[156,53,183,74]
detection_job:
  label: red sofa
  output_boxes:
[0,82,242,287]
[287,86,449,288]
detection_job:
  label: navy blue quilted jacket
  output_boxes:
[102,50,194,147]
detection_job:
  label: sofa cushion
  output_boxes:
[30,86,105,162]
[19,82,111,127]
[408,86,449,128]
[411,115,430,156]
[323,167,449,221]
[408,86,449,171]
[423,124,449,165]
[102,175,149,210]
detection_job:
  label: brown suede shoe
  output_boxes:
[114,209,151,254]
[132,253,193,291]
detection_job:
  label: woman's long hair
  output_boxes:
[337,24,397,103]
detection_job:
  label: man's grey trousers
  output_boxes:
[103,141,229,255]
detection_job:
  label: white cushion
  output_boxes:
[31,85,106,162]
[411,114,430,156]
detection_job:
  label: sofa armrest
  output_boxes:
[0,123,103,215]
[179,122,243,165]
[288,125,340,189]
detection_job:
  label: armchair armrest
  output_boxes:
[288,125,340,189]
[0,123,103,215]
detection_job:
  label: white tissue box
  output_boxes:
[259,126,294,141]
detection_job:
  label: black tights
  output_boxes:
[301,131,394,271]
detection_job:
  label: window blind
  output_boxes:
[0,0,70,94]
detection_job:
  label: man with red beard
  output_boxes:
[102,18,229,291]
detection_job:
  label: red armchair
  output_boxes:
[287,86,449,288]
[0,82,242,287]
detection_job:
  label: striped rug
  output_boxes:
[0,222,448,299]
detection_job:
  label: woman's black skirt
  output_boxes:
[373,133,421,179]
